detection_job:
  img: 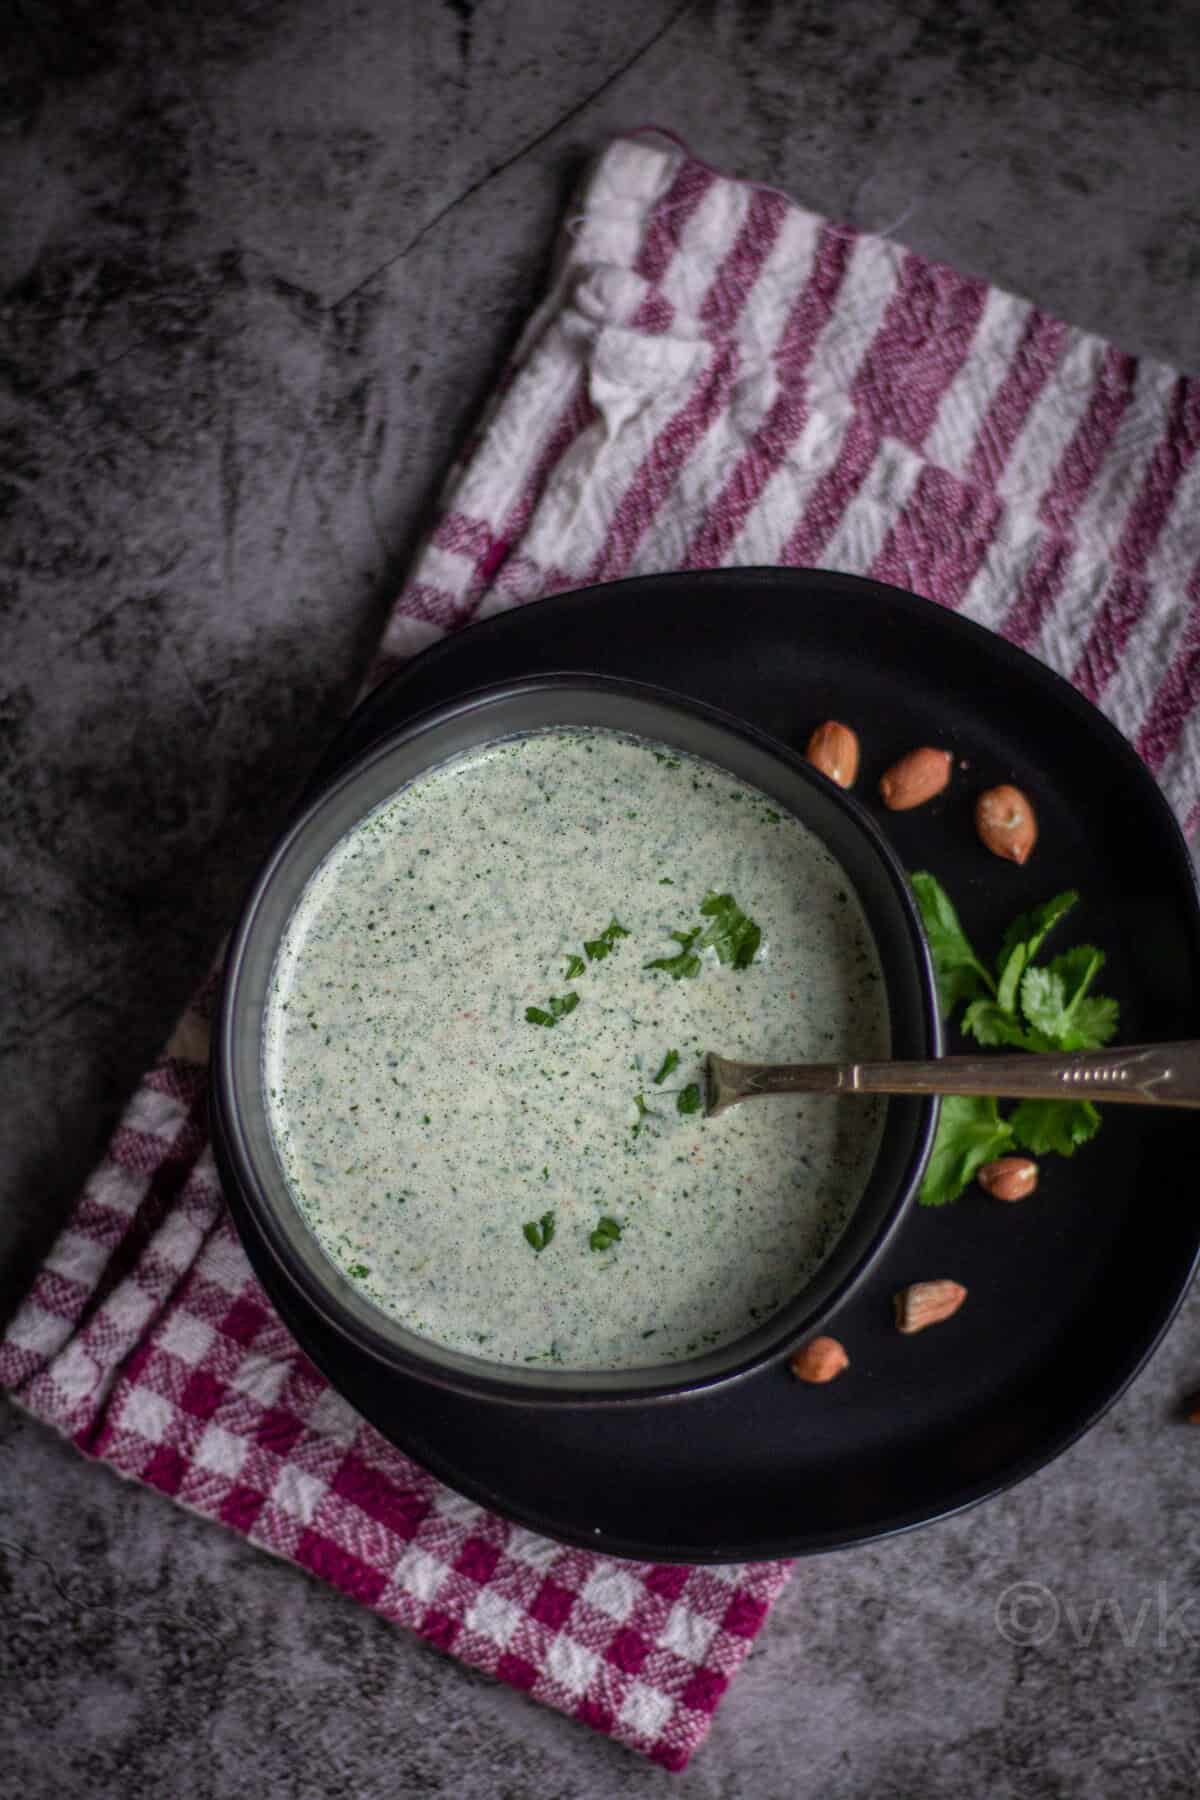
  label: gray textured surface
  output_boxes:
[2,0,1199,1793]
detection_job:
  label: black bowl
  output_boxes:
[212,674,942,1407]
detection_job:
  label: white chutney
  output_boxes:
[263,728,889,1369]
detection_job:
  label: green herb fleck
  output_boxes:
[652,1048,680,1085]
[522,1211,556,1252]
[644,926,702,979]
[589,1216,623,1252]
[631,1091,656,1137]
[584,917,631,963]
[645,892,762,979]
[676,1083,703,1115]
[563,953,586,979]
[347,1263,370,1280]
[525,992,582,1028]
[696,891,761,969]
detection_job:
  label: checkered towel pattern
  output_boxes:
[3,131,1198,1770]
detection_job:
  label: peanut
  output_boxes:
[805,721,860,789]
[789,1335,850,1383]
[894,1279,967,1334]
[975,784,1037,864]
[879,747,952,811]
[977,1156,1038,1202]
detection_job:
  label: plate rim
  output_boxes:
[247,567,1200,1562]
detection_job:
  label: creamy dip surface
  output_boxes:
[264,728,889,1370]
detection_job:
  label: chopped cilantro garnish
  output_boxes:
[563,953,586,979]
[697,891,761,969]
[584,917,631,962]
[652,1048,680,1085]
[676,1083,702,1115]
[589,1216,623,1252]
[347,1263,370,1280]
[523,1210,556,1252]
[630,1091,656,1137]
[525,992,581,1028]
[644,926,702,979]
[645,892,762,979]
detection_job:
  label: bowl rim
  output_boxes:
[212,671,943,1407]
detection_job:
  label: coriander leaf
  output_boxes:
[1063,993,1120,1051]
[645,927,702,979]
[996,945,1027,1017]
[961,998,1048,1051]
[1019,965,1072,1040]
[631,1092,656,1136]
[994,891,1081,1018]
[652,1049,680,1085]
[589,1216,623,1251]
[919,1096,1014,1206]
[676,1083,703,1115]
[697,891,762,970]
[347,1263,370,1280]
[1024,946,1118,1050]
[563,953,586,979]
[525,992,581,1028]
[1020,946,1111,1049]
[584,917,630,962]
[522,1210,557,1252]
[910,872,995,1018]
[995,891,1079,980]
[1009,1099,1101,1157]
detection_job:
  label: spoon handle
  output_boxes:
[705,1042,1200,1117]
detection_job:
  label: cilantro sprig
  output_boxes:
[911,874,1117,1205]
[645,891,762,979]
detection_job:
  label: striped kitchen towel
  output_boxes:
[2,130,1198,1772]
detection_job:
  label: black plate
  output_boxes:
[233,569,1200,1562]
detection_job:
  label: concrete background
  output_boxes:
[2,0,1198,1792]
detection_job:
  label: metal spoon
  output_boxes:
[705,1042,1200,1117]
